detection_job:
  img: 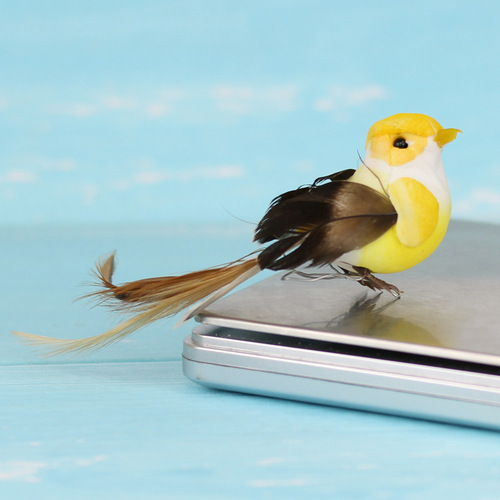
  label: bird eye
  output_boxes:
[393,137,408,149]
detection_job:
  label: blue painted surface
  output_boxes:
[2,224,500,499]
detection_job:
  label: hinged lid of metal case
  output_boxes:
[196,220,500,367]
[183,221,500,430]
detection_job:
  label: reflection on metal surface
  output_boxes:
[307,292,442,347]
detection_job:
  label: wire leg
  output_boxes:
[281,265,402,298]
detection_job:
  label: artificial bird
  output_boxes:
[15,112,460,355]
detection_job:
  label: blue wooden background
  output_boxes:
[3,1,500,497]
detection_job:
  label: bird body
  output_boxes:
[339,113,457,273]
[14,113,460,355]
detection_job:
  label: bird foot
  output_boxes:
[349,266,402,298]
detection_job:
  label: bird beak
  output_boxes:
[435,128,462,147]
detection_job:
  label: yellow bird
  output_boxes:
[15,113,460,355]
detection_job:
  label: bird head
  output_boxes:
[365,113,461,167]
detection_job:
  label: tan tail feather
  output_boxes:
[88,253,257,310]
[96,251,116,286]
[177,262,262,325]
[13,257,261,356]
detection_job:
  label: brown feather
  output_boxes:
[87,253,259,311]
[14,256,260,356]
[257,180,397,270]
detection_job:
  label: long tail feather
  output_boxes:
[13,255,261,356]
[176,262,261,325]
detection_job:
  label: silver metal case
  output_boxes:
[183,221,500,429]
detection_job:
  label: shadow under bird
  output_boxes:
[14,113,460,355]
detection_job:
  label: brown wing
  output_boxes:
[255,173,397,271]
[254,169,356,243]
